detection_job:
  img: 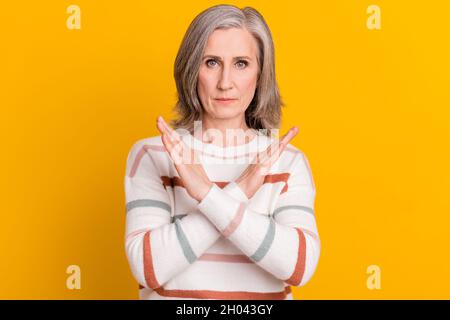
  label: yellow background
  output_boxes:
[1,0,449,299]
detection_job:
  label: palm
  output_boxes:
[236,126,299,198]
[156,116,212,201]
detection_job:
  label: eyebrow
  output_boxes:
[202,55,252,61]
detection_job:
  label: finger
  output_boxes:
[258,127,297,167]
[268,126,299,164]
[158,116,181,141]
[167,130,192,165]
[160,132,180,164]
[156,115,170,134]
[171,138,184,165]
[156,116,173,141]
[279,126,298,150]
[165,134,184,165]
[161,133,174,155]
[157,116,189,158]
[260,133,286,163]
[262,129,291,160]
[255,143,271,165]
[162,127,191,167]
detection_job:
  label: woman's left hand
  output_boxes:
[156,116,213,202]
[235,126,299,199]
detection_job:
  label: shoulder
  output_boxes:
[125,135,166,173]
[286,143,311,164]
[128,134,163,150]
[264,136,315,188]
[284,144,315,190]
[126,135,164,158]
[264,134,306,163]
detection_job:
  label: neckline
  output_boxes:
[181,128,269,156]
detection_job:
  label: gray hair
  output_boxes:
[170,4,284,136]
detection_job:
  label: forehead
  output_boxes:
[204,27,258,57]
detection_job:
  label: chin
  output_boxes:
[211,109,242,119]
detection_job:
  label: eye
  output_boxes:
[206,59,218,67]
[205,59,249,69]
[236,60,249,69]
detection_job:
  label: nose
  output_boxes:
[217,64,233,90]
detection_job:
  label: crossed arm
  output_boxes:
[124,141,320,290]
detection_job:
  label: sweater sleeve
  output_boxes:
[124,139,249,289]
[197,151,321,287]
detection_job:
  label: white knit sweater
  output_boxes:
[124,131,320,300]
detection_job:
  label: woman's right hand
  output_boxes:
[156,116,214,202]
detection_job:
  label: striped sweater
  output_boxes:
[124,131,320,300]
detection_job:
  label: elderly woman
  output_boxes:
[124,4,320,300]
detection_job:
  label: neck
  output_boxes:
[193,114,256,147]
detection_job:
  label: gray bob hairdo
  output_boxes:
[170,4,284,136]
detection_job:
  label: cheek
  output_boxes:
[239,74,258,96]
[198,70,216,92]
[197,74,206,95]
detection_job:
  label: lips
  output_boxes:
[214,98,237,105]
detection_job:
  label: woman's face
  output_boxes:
[197,27,259,123]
